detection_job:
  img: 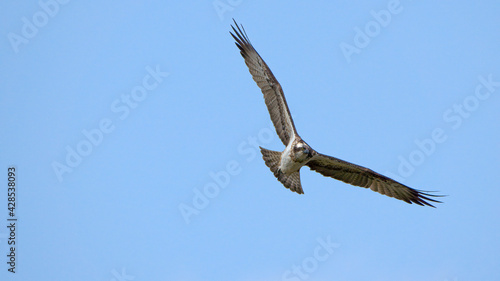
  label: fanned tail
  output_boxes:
[260,147,303,194]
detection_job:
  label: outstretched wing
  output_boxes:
[230,19,297,146]
[306,153,442,207]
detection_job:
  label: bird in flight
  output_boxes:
[230,20,442,207]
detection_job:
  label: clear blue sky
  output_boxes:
[1,1,499,280]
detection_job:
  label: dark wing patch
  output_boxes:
[306,153,443,207]
[230,19,297,146]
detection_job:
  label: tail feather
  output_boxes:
[260,147,304,194]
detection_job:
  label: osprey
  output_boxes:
[230,20,442,207]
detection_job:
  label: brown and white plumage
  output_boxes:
[230,21,296,146]
[230,20,442,207]
[306,153,439,207]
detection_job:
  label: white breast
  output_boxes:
[280,140,303,174]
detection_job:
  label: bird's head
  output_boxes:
[293,141,314,161]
